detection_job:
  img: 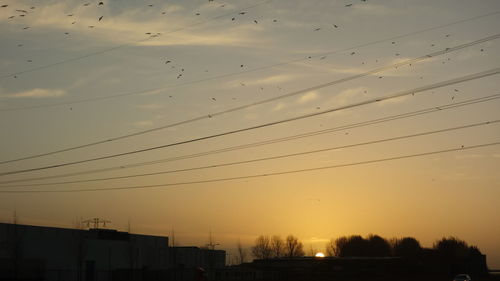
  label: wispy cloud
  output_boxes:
[3,1,263,47]
[1,88,66,98]
[297,91,319,104]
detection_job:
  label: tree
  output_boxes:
[252,235,272,259]
[270,235,284,258]
[284,235,304,257]
[236,239,247,264]
[366,234,391,257]
[433,237,469,260]
[392,237,422,258]
[325,239,336,256]
[335,235,366,257]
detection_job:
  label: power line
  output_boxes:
[1,67,499,176]
[2,10,499,112]
[2,119,497,188]
[1,94,497,185]
[0,0,272,80]
[1,141,498,193]
[1,93,498,185]
[2,34,499,165]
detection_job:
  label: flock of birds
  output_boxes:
[0,0,487,106]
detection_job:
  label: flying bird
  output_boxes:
[240,64,244,67]
[345,4,353,7]
[350,52,355,55]
[16,9,28,13]
[333,24,338,28]
[165,60,171,64]
[231,17,235,21]
[98,2,104,6]
[314,28,321,31]
[239,12,246,15]
[22,26,30,29]
[83,3,90,6]
[254,20,258,24]
[1,4,8,7]
[88,25,95,28]
[195,12,200,15]
[98,16,103,21]
[212,98,216,101]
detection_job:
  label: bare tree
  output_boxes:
[236,239,247,264]
[284,235,304,257]
[252,235,272,259]
[270,235,284,258]
[325,239,336,256]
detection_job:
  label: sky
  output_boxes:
[0,0,499,268]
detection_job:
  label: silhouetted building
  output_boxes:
[0,222,168,281]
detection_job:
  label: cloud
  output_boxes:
[3,1,263,47]
[1,88,66,98]
[272,102,287,112]
[297,91,319,104]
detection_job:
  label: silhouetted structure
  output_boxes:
[0,222,226,281]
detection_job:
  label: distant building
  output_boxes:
[0,222,227,281]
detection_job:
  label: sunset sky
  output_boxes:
[1,0,499,268]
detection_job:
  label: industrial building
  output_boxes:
[0,222,225,281]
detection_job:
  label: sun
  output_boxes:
[315,252,325,258]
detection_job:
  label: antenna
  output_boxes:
[81,218,111,229]
[206,229,219,250]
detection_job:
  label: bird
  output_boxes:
[239,12,246,15]
[212,98,216,101]
[445,34,450,37]
[98,16,103,21]
[161,12,166,14]
[165,60,171,64]
[391,41,395,44]
[22,26,30,30]
[8,16,15,19]
[254,20,258,24]
[320,56,326,60]
[480,48,484,52]
[83,3,90,6]
[17,44,23,47]
[195,13,200,15]
[333,24,338,28]
[314,28,321,31]
[71,21,76,24]
[454,89,459,92]
[240,64,244,67]
[231,17,235,21]
[1,4,8,7]
[16,9,28,13]
[273,19,277,22]
[350,52,356,55]
[148,4,153,7]
[64,32,69,35]
[98,2,104,6]
[88,25,95,28]
[67,14,73,17]
[345,4,353,7]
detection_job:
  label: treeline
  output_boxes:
[251,234,484,261]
